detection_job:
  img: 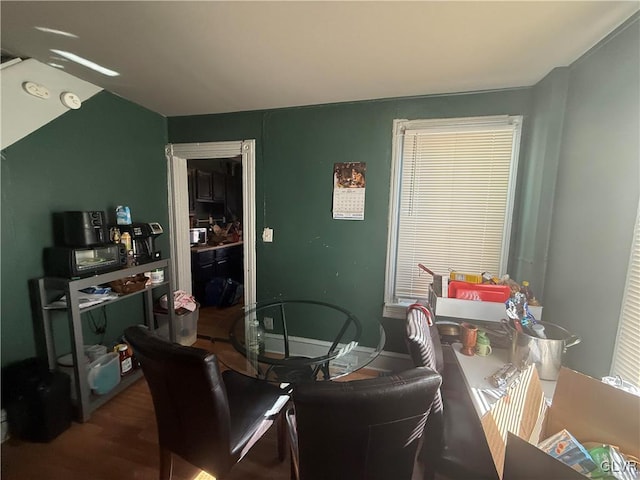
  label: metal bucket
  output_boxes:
[502,320,581,380]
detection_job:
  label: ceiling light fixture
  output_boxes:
[50,49,119,77]
[35,26,78,38]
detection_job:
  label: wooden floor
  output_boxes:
[1,304,375,480]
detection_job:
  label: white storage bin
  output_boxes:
[84,344,107,362]
[87,352,120,395]
[154,303,199,346]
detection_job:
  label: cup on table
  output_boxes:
[460,322,478,356]
[475,331,492,356]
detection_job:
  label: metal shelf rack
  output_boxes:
[30,259,175,422]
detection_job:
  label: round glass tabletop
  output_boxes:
[218,299,386,383]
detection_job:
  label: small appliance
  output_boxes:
[44,244,127,278]
[117,222,163,264]
[189,228,208,246]
[54,211,108,247]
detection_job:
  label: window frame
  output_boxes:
[383,115,523,319]
[609,201,640,387]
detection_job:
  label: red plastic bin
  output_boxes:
[448,281,511,303]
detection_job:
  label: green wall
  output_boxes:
[543,15,639,378]
[1,91,168,367]
[169,89,534,352]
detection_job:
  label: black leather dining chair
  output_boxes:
[286,366,442,480]
[405,304,499,480]
[124,325,289,480]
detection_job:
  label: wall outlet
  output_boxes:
[263,316,274,330]
[262,227,273,243]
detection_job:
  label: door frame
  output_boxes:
[165,140,257,308]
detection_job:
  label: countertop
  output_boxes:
[451,342,556,417]
[191,240,243,253]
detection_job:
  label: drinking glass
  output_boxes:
[460,322,478,356]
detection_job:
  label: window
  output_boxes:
[610,205,640,387]
[384,115,522,317]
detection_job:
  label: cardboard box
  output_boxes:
[429,285,543,322]
[481,366,640,479]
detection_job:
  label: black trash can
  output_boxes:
[1,357,72,442]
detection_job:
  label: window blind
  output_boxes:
[394,118,520,300]
[610,207,640,387]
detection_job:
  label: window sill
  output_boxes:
[383,302,412,319]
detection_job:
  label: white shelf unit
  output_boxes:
[30,259,175,422]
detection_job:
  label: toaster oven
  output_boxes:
[44,244,127,278]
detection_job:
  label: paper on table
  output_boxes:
[48,292,119,309]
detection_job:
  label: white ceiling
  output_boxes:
[2,1,638,117]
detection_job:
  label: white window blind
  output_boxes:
[388,116,522,303]
[610,206,640,387]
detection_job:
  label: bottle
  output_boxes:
[247,318,265,356]
[115,344,133,376]
[111,227,121,244]
[520,281,541,305]
[520,281,534,302]
[121,232,132,251]
[116,205,132,225]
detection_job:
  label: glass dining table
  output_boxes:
[216,299,386,384]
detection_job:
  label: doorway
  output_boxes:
[165,140,256,309]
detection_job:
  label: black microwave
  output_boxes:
[44,244,126,278]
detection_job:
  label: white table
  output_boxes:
[450,342,556,417]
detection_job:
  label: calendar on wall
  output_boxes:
[332,162,366,220]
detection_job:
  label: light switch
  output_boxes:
[262,227,273,243]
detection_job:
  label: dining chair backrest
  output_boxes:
[404,306,499,480]
[292,366,442,480]
[405,304,445,480]
[405,303,444,375]
[125,326,236,476]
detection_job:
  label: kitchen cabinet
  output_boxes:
[195,169,225,203]
[195,170,213,201]
[191,244,243,304]
[30,259,175,422]
[211,172,226,202]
